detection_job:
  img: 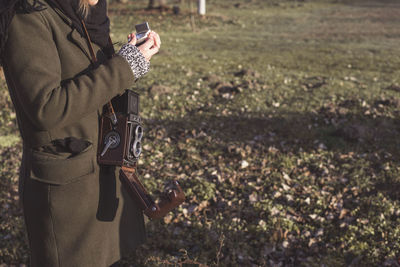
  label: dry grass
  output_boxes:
[2,0,400,265]
[0,67,4,81]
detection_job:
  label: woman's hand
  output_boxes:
[127,33,137,45]
[127,31,161,62]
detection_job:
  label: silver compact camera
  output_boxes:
[135,22,151,45]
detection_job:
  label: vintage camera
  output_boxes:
[135,22,151,45]
[97,90,185,219]
[97,90,143,167]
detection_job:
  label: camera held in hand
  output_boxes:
[134,22,151,46]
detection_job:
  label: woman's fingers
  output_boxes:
[150,31,161,49]
[137,31,161,62]
[128,33,137,46]
[138,38,154,61]
[141,37,155,50]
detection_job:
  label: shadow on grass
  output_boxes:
[2,109,400,265]
[123,109,400,264]
[145,110,400,158]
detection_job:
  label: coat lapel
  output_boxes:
[51,5,93,62]
[70,28,92,61]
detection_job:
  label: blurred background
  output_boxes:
[1,0,400,266]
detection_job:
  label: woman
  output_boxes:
[0,0,160,266]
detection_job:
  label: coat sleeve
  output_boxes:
[3,10,135,131]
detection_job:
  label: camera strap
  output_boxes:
[81,20,185,219]
[81,19,117,125]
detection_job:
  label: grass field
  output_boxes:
[1,0,400,266]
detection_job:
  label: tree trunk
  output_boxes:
[148,0,156,8]
[148,0,167,9]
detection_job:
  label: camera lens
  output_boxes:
[135,125,143,140]
[132,140,142,158]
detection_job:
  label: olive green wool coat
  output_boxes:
[2,1,146,266]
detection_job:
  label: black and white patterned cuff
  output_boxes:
[117,43,150,80]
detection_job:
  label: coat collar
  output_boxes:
[48,2,93,62]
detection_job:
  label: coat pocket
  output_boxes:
[29,145,95,185]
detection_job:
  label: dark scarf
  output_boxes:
[0,0,44,63]
[0,0,110,60]
[46,0,110,48]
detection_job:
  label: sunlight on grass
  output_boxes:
[1,0,400,265]
[0,135,20,148]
